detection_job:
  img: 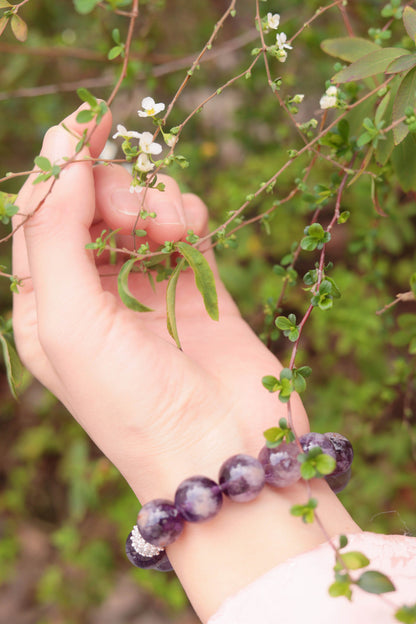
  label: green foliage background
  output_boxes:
[0,0,415,621]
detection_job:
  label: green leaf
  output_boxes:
[166,258,185,350]
[403,6,416,42]
[356,570,396,594]
[393,67,416,145]
[34,156,51,171]
[117,258,154,313]
[300,462,317,480]
[77,87,97,106]
[340,551,370,570]
[386,53,416,74]
[10,14,27,41]
[262,375,280,392]
[176,242,218,321]
[0,16,9,37]
[73,0,99,14]
[328,580,352,599]
[275,316,293,330]
[395,604,416,624]
[0,333,23,399]
[293,373,306,393]
[391,133,416,191]
[0,1,12,7]
[315,453,336,475]
[333,48,410,83]
[108,45,123,60]
[320,37,380,63]
[76,109,95,124]
[339,534,349,549]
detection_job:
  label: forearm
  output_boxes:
[167,479,360,622]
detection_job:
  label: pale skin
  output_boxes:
[12,106,360,622]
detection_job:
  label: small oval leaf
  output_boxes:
[356,570,396,594]
[386,53,416,74]
[340,551,370,570]
[117,258,153,312]
[10,14,27,41]
[176,242,219,321]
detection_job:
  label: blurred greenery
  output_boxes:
[0,0,415,622]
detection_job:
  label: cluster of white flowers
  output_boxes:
[319,85,339,110]
[265,12,292,63]
[112,97,170,191]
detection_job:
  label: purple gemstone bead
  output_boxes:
[125,527,166,569]
[174,476,222,523]
[152,550,173,572]
[325,466,351,494]
[219,454,265,502]
[258,442,302,488]
[138,499,184,547]
[324,432,354,475]
[299,432,337,461]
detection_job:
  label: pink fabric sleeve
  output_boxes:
[207,532,416,624]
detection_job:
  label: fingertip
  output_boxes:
[182,193,209,237]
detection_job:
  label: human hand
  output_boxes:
[12,105,309,502]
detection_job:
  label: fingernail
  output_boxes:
[151,200,185,226]
[111,188,140,215]
[47,128,75,164]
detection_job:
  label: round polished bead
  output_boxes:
[299,432,337,460]
[174,476,223,523]
[324,432,354,475]
[219,454,265,502]
[138,499,184,547]
[258,442,302,488]
[325,466,351,493]
[125,527,167,569]
[153,550,173,572]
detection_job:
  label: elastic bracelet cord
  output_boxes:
[125,431,353,572]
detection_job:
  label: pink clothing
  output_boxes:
[208,532,416,623]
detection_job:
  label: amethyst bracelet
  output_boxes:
[125,432,353,572]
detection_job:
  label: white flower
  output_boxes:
[276,32,292,51]
[293,94,304,104]
[319,94,337,109]
[275,31,293,62]
[164,133,177,148]
[267,12,280,30]
[129,183,144,194]
[112,124,141,140]
[139,131,162,155]
[319,85,339,109]
[135,153,155,173]
[326,85,338,97]
[99,140,117,160]
[137,96,165,118]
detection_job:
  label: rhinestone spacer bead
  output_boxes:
[130,524,164,558]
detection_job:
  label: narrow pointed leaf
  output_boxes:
[0,333,23,399]
[386,53,416,74]
[166,258,185,349]
[176,242,219,321]
[320,38,380,63]
[0,16,9,36]
[333,48,410,83]
[356,570,395,594]
[117,258,153,312]
[0,1,12,7]
[403,6,416,42]
[10,14,27,41]
[393,67,416,145]
[392,131,416,191]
